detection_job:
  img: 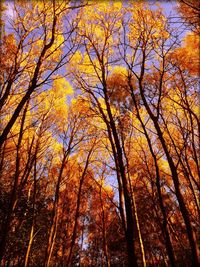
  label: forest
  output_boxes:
[0,0,199,266]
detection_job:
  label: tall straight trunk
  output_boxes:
[128,79,176,266]
[90,90,127,233]
[104,96,138,267]
[99,185,111,267]
[151,118,200,266]
[44,154,67,267]
[79,221,85,267]
[66,145,94,267]
[0,101,29,264]
[24,153,38,267]
[179,68,200,181]
[121,129,147,267]
[66,174,84,267]
[88,81,138,266]
[45,216,59,267]
[132,192,146,267]
[0,142,6,178]
[137,54,200,265]
[161,111,200,216]
[24,224,34,267]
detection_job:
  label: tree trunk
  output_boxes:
[0,101,29,264]
[100,185,111,267]
[121,127,146,267]
[44,154,66,267]
[66,146,93,267]
[0,13,57,148]
[105,101,138,267]
[138,64,200,265]
[24,154,37,267]
[132,192,147,267]
[128,79,177,266]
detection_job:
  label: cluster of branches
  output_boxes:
[0,1,199,267]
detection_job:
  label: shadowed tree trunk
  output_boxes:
[66,143,95,267]
[44,153,67,267]
[24,150,38,267]
[0,101,29,264]
[128,78,176,267]
[136,51,199,266]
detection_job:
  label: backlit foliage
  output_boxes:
[0,1,199,267]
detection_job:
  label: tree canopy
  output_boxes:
[0,1,199,266]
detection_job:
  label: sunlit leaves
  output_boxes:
[170,32,199,75]
[53,76,73,95]
[128,3,169,48]
[1,1,199,266]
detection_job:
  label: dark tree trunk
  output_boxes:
[0,101,29,264]
[128,80,176,267]
[137,59,200,265]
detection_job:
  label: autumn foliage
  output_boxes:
[0,1,199,266]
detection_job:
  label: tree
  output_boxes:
[0,0,84,147]
[0,1,199,266]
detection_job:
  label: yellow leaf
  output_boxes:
[53,77,74,95]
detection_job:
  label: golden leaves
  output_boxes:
[53,77,74,95]
[170,32,199,75]
[129,4,169,47]
[77,1,123,54]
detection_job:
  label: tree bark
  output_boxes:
[44,154,66,267]
[104,93,138,267]
[128,80,176,267]
[24,152,38,267]
[66,145,94,267]
[137,53,200,265]
[99,184,111,267]
[0,101,29,264]
[0,13,57,148]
